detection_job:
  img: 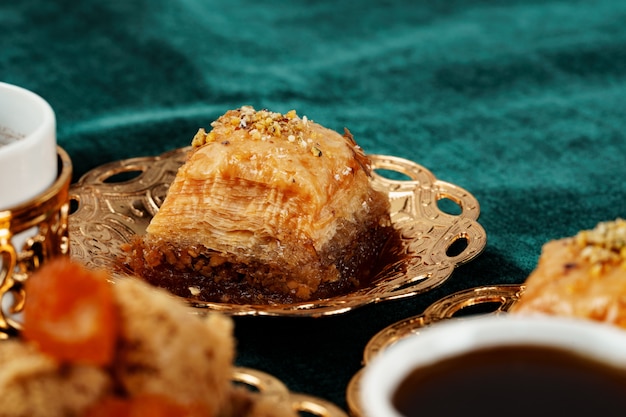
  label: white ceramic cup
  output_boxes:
[0,82,57,210]
[360,315,626,417]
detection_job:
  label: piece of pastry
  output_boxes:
[0,258,297,417]
[510,218,626,328]
[126,106,395,303]
[0,340,110,417]
[110,277,234,415]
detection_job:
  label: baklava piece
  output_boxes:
[126,106,395,303]
[511,218,626,328]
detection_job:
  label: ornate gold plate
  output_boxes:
[69,147,487,317]
[346,284,525,417]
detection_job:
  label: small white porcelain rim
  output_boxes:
[0,81,57,210]
[360,315,626,417]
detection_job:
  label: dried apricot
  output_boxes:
[22,257,118,366]
[83,394,195,417]
[82,396,129,417]
[128,394,197,417]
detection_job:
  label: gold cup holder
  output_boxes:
[0,147,72,337]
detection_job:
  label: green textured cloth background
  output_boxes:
[3,0,626,411]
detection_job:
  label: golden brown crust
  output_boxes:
[131,106,395,302]
[511,218,626,328]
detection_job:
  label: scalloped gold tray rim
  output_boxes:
[68,147,487,318]
[233,366,348,417]
[345,284,525,417]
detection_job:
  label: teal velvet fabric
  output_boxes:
[3,0,626,411]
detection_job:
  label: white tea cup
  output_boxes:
[360,315,626,417]
[0,82,57,210]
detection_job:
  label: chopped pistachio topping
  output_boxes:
[191,128,215,147]
[573,218,626,271]
[311,145,322,157]
[192,106,323,156]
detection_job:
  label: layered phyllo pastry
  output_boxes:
[126,106,395,303]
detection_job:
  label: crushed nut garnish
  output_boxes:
[191,128,216,147]
[573,218,626,274]
[191,106,325,156]
[311,146,322,157]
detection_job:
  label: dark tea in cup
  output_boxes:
[393,343,626,417]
